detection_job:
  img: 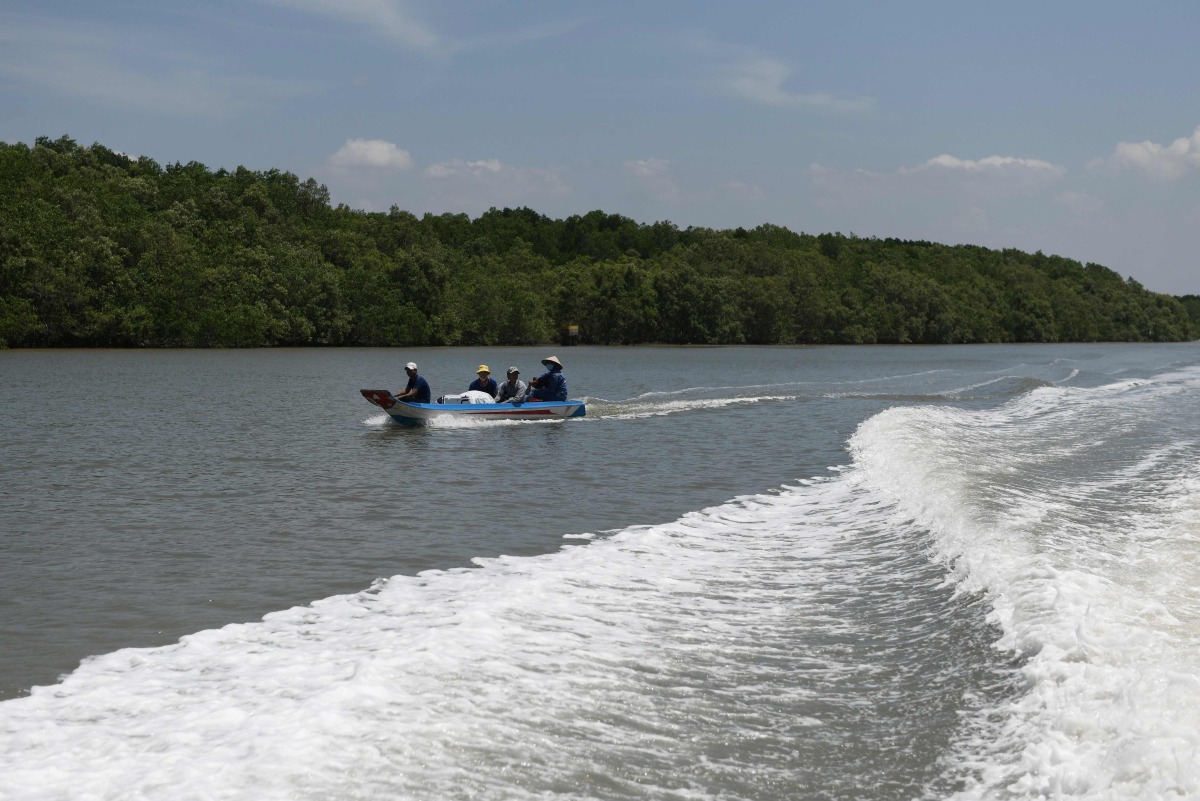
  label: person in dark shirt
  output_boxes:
[528,355,568,401]
[395,361,431,403]
[468,365,499,399]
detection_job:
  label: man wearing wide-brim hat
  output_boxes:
[528,355,568,402]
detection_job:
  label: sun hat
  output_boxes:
[476,364,491,374]
[507,366,520,375]
[541,355,563,369]
[405,362,417,370]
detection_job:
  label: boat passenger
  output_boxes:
[395,361,431,403]
[468,364,499,399]
[528,355,568,402]
[495,366,528,403]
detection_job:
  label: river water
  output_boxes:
[1,343,1198,800]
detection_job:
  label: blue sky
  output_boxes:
[2,1,1198,294]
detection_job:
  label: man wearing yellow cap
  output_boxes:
[467,364,499,400]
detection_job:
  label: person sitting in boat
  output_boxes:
[468,365,499,399]
[395,361,431,403]
[528,355,568,402]
[495,366,528,403]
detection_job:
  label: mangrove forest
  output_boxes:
[2,135,1197,348]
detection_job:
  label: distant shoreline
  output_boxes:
[3,137,1197,349]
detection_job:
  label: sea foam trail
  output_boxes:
[0,468,997,800]
[851,369,1200,800]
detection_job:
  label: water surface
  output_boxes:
[2,343,1197,799]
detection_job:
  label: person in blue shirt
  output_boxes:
[467,364,499,399]
[528,355,568,401]
[395,361,431,403]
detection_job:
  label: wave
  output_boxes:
[585,374,1057,421]
[0,465,1010,800]
[586,392,804,420]
[851,368,1200,799]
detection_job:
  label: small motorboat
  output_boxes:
[360,389,586,427]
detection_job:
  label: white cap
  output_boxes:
[405,362,417,370]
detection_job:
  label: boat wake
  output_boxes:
[851,369,1200,799]
[583,372,1056,420]
[585,392,803,420]
[0,462,1012,801]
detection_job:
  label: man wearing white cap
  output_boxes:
[395,361,431,403]
[528,355,568,402]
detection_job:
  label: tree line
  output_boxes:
[2,136,1196,348]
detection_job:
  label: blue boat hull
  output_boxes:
[360,390,586,427]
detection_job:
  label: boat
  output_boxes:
[360,389,586,427]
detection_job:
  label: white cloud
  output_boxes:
[908,154,1066,195]
[329,138,414,170]
[261,0,449,55]
[812,152,1067,207]
[319,152,568,214]
[422,158,569,211]
[908,154,1065,177]
[624,158,669,179]
[715,55,873,112]
[424,159,503,179]
[1090,125,1200,181]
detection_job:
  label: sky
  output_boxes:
[2,1,1198,295]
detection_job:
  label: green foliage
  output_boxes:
[0,138,1196,349]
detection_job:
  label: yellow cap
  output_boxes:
[476,364,490,374]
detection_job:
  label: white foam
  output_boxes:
[940,375,1015,395]
[850,368,1200,799]
[0,475,893,800]
[423,413,566,429]
[597,394,802,420]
